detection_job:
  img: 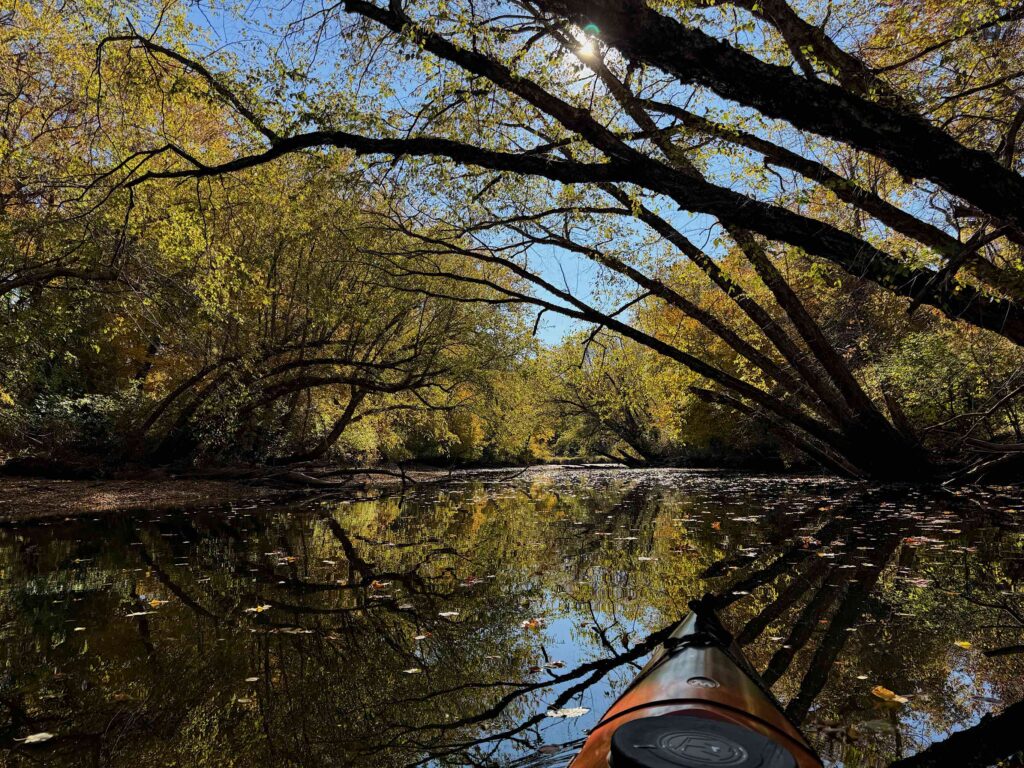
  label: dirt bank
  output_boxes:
[0,476,290,523]
[0,464,579,523]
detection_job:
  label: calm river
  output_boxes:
[1,468,1022,766]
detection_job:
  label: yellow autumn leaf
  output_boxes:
[954,641,972,649]
[871,685,909,704]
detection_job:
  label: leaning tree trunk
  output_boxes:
[272,388,367,465]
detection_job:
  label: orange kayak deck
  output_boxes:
[569,610,823,768]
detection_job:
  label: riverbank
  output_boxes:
[0,465,513,523]
[0,476,292,523]
[0,461,821,524]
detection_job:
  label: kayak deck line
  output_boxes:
[568,596,824,768]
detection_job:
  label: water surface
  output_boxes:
[1,469,1022,766]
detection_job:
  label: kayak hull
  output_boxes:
[570,612,822,768]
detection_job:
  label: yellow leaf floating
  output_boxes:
[954,641,972,649]
[149,599,168,608]
[244,604,272,613]
[871,685,909,704]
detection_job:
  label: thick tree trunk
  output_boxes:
[888,699,1024,768]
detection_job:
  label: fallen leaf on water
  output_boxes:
[244,605,272,613]
[17,732,54,744]
[370,580,391,589]
[245,677,259,682]
[413,633,431,641]
[438,611,460,618]
[149,599,168,608]
[546,707,589,718]
[403,668,422,674]
[711,522,721,531]
[954,641,972,649]
[871,685,909,704]
[521,618,546,630]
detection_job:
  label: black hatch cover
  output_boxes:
[610,715,798,768]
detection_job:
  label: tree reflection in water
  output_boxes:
[0,469,1021,767]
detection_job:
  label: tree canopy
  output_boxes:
[3,0,1024,480]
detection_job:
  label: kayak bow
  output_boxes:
[570,598,823,768]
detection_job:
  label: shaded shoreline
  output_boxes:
[0,463,791,523]
[0,465,535,522]
[0,476,290,522]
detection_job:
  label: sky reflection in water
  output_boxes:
[1,468,1022,767]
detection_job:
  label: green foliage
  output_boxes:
[541,330,787,467]
[0,3,540,467]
